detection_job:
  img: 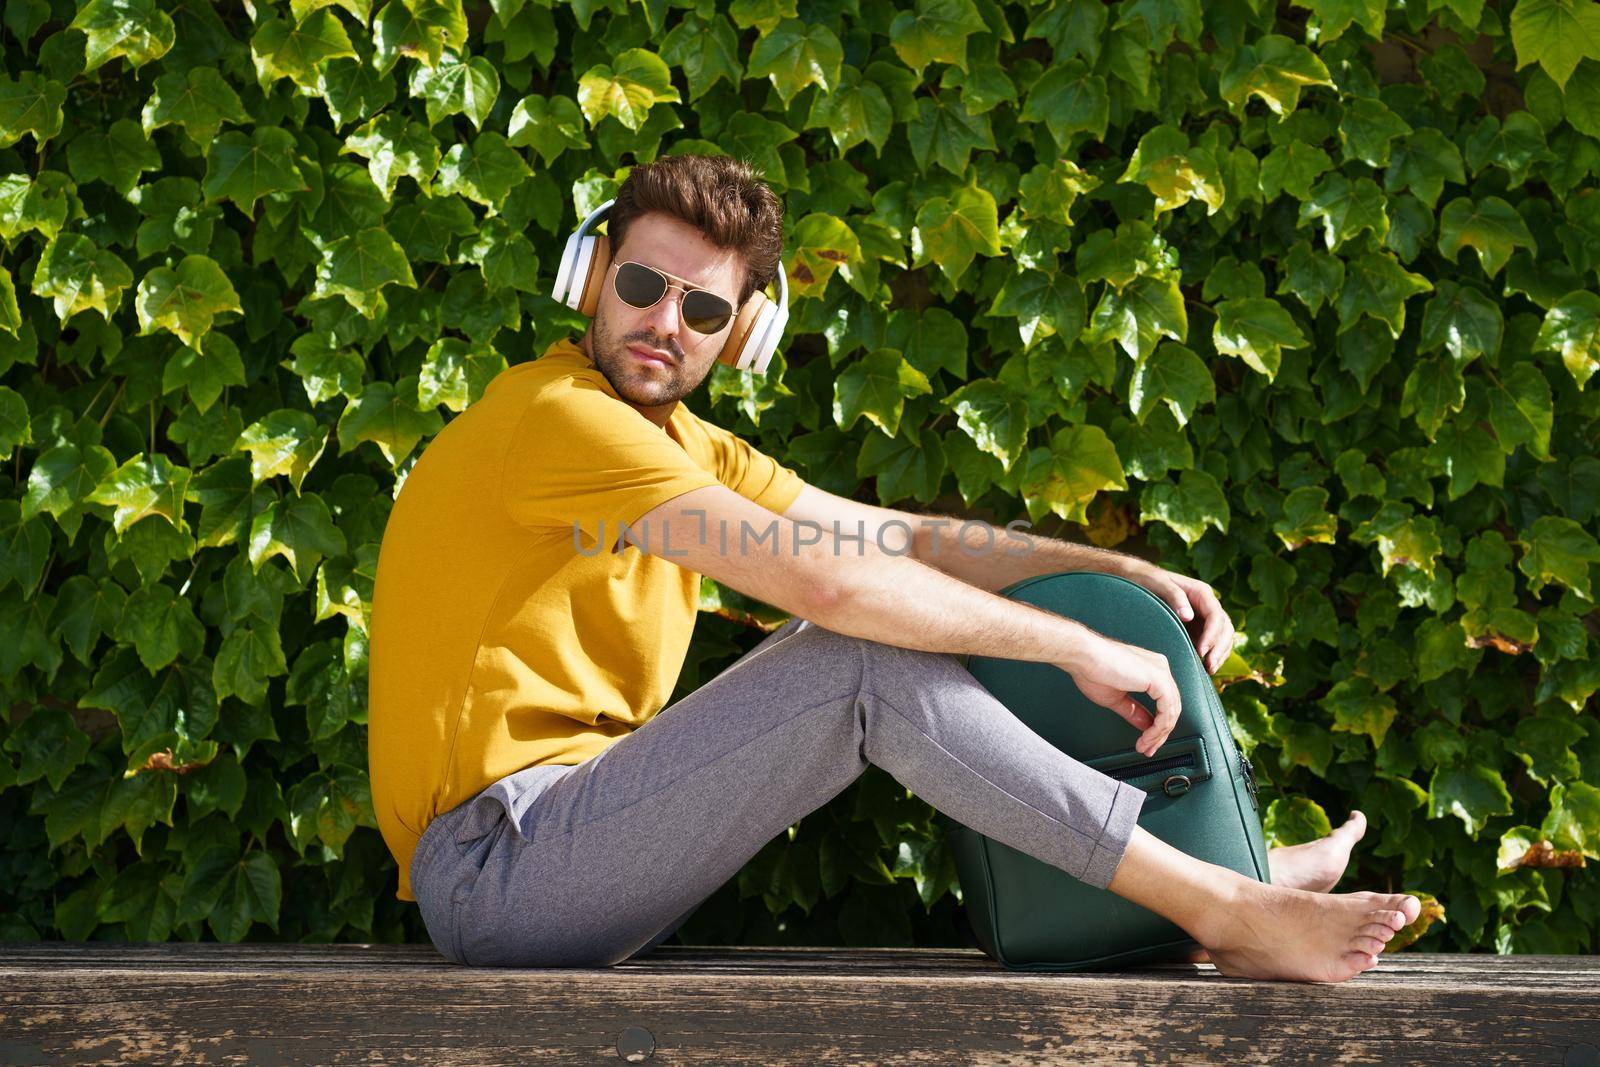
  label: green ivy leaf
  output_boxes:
[251,10,357,89]
[65,118,161,197]
[1213,297,1307,380]
[23,442,118,543]
[3,708,91,791]
[213,622,288,706]
[1218,34,1333,117]
[989,268,1086,352]
[1534,289,1600,389]
[889,0,987,75]
[1384,128,1466,209]
[1083,274,1187,362]
[202,127,309,215]
[1016,423,1127,524]
[1290,0,1385,42]
[1429,762,1514,837]
[1318,671,1395,748]
[236,410,330,493]
[247,492,348,586]
[87,453,192,537]
[1511,0,1600,89]
[0,72,67,149]
[409,50,499,130]
[944,378,1030,471]
[342,112,442,200]
[833,348,932,437]
[805,66,893,156]
[577,47,679,131]
[910,180,1000,284]
[1337,94,1412,167]
[1120,124,1226,217]
[1140,467,1230,546]
[660,12,743,103]
[433,130,532,208]
[113,584,205,673]
[336,375,443,468]
[1518,514,1600,600]
[1335,251,1433,338]
[1128,342,1214,426]
[1437,196,1537,278]
[1418,280,1504,365]
[135,254,243,353]
[856,424,946,505]
[1019,60,1108,147]
[906,91,996,176]
[1264,795,1332,847]
[788,213,861,300]
[70,0,175,72]
[141,67,250,147]
[1540,780,1600,859]
[1300,172,1389,251]
[29,233,134,323]
[311,227,417,316]
[417,337,507,412]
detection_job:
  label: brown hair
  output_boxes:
[605,153,785,309]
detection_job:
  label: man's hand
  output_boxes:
[1117,559,1236,676]
[1052,633,1181,757]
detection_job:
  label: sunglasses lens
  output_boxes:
[683,290,733,334]
[615,261,665,308]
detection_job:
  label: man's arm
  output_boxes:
[779,483,1144,593]
[632,483,1107,671]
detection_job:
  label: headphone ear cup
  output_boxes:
[750,305,788,373]
[553,231,582,307]
[740,299,779,372]
[718,290,770,370]
[576,234,610,317]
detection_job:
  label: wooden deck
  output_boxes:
[2,942,1598,1064]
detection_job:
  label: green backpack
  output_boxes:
[945,568,1271,971]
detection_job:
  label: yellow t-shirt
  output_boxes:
[368,336,806,901]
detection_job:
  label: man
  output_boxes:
[369,154,1419,982]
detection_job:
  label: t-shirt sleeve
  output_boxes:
[697,415,807,515]
[501,377,723,550]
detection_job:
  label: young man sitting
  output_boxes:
[368,153,1419,981]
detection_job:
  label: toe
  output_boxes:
[1369,908,1409,930]
[1352,933,1388,956]
[1359,922,1396,944]
[1343,950,1379,973]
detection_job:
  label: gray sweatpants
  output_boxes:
[408,615,1147,967]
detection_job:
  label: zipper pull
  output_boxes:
[1239,752,1259,810]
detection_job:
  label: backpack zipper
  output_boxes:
[1102,751,1196,780]
[1240,751,1259,810]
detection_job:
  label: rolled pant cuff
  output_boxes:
[1077,780,1146,890]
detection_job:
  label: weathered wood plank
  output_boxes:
[2,943,1597,1065]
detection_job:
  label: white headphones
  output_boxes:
[551,198,789,374]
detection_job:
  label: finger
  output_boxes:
[1128,697,1154,730]
[1082,683,1154,730]
[1148,665,1181,722]
[1143,678,1182,754]
[1165,584,1195,622]
[1190,593,1229,668]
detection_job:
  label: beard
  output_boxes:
[589,308,696,406]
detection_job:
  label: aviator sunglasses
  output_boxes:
[611,260,736,335]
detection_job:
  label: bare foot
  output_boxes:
[1193,881,1421,983]
[1268,810,1367,893]
[1181,811,1369,964]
